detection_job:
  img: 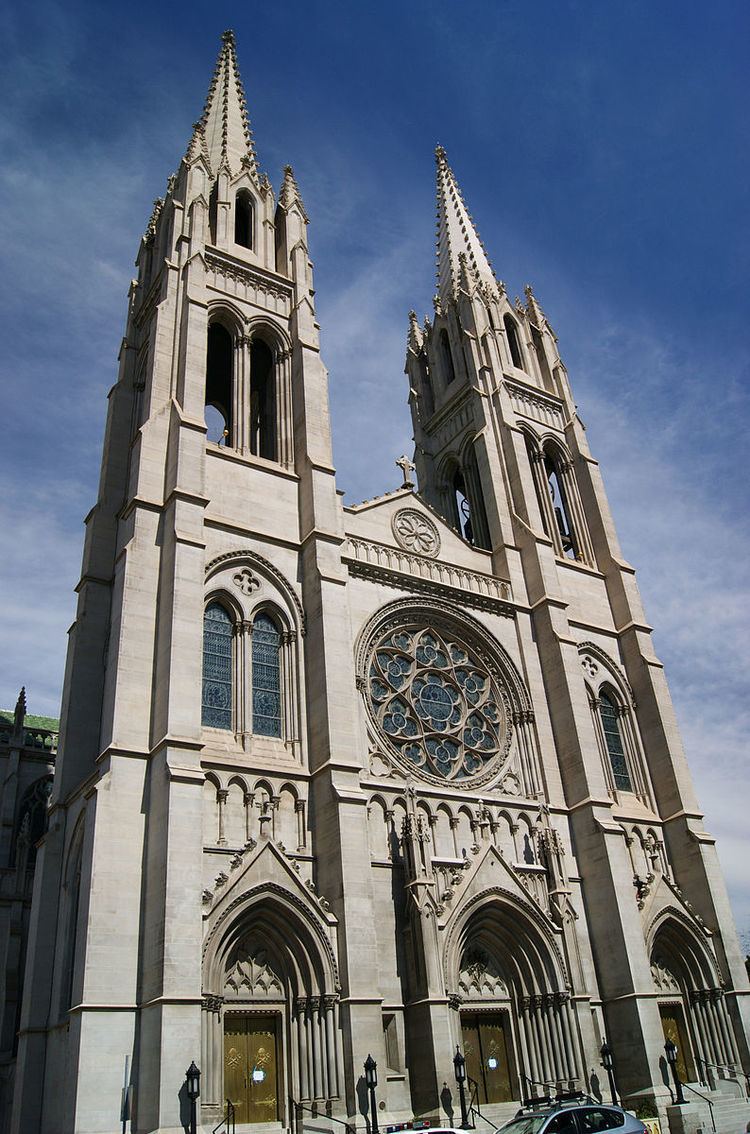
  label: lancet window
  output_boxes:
[598,690,632,792]
[202,602,234,730]
[234,189,254,249]
[205,322,234,445]
[201,593,300,751]
[252,612,282,738]
[249,338,276,460]
[524,435,594,566]
[447,444,490,551]
[581,647,653,805]
[439,328,456,385]
[503,314,524,370]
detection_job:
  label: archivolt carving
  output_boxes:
[651,955,680,994]
[458,948,508,999]
[224,944,285,997]
[578,641,634,706]
[442,885,568,992]
[203,881,339,989]
[206,550,306,635]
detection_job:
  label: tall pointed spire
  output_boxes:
[435,146,496,303]
[190,30,259,181]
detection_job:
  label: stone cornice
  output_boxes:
[343,536,513,616]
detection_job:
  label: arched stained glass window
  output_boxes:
[599,691,632,792]
[252,613,282,738]
[202,603,233,729]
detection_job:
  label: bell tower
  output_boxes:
[12,31,374,1134]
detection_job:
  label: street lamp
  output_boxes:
[364,1054,379,1134]
[664,1040,686,1105]
[453,1046,470,1130]
[600,1042,618,1106]
[186,1061,201,1134]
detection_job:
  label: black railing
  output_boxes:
[212,1098,236,1134]
[466,1077,495,1130]
[291,1098,355,1134]
[679,1083,715,1133]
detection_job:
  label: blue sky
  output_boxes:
[1,1,748,944]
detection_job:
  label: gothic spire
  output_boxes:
[189,30,259,181]
[435,146,496,303]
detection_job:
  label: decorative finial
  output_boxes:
[221,29,236,46]
[14,687,26,733]
[395,454,416,490]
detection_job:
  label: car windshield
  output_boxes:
[497,1116,549,1134]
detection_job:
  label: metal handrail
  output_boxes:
[212,1098,236,1134]
[679,1083,715,1133]
[291,1097,356,1134]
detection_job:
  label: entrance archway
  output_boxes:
[203,887,341,1124]
[447,894,582,1101]
[650,914,738,1085]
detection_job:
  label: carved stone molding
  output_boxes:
[392,509,441,558]
[345,537,512,616]
[506,380,565,430]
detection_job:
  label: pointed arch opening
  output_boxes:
[234,189,254,250]
[206,322,234,445]
[250,338,276,461]
[543,451,576,559]
[598,689,632,792]
[252,611,282,738]
[649,915,738,1084]
[448,895,581,1098]
[504,315,524,370]
[202,601,234,730]
[202,889,341,1117]
[439,328,456,385]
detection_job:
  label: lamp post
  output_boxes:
[364,1054,379,1134]
[453,1046,470,1130]
[600,1042,619,1106]
[664,1040,686,1105]
[186,1061,201,1134]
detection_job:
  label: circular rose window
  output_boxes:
[366,620,509,783]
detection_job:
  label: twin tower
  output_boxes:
[11,31,749,1134]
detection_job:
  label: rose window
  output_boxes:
[367,625,506,781]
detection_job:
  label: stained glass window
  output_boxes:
[253,613,282,738]
[367,624,506,782]
[202,602,233,730]
[599,691,632,792]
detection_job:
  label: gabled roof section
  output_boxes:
[189,30,259,181]
[435,146,497,303]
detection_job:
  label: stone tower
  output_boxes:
[12,31,750,1134]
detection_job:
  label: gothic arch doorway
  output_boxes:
[650,915,738,1085]
[202,890,342,1125]
[448,896,582,1102]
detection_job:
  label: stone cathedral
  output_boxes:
[11,30,750,1134]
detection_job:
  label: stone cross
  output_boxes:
[395,454,416,489]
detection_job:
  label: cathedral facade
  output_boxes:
[12,31,750,1134]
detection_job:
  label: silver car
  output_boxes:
[497,1100,647,1134]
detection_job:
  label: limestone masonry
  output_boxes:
[8,30,750,1134]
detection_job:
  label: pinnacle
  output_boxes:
[187,30,259,181]
[279,164,309,221]
[434,145,497,305]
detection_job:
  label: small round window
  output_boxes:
[364,616,510,784]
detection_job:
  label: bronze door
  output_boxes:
[224,1013,280,1123]
[660,1004,696,1084]
[461,1012,515,1104]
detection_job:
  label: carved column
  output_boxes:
[309,996,323,1098]
[216,789,228,846]
[239,620,253,745]
[235,334,250,453]
[281,630,300,754]
[244,791,255,842]
[296,997,310,1100]
[295,799,306,851]
[714,990,739,1064]
[558,460,594,566]
[323,996,338,1098]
